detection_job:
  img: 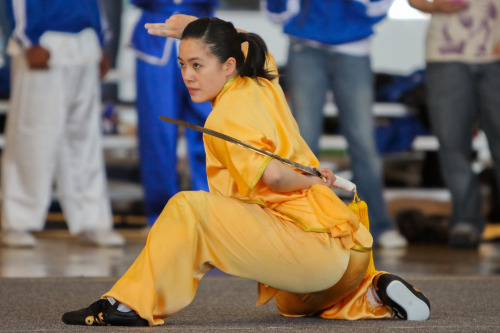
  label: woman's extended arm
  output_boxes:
[145,14,197,39]
[145,14,248,38]
[408,0,466,13]
[262,159,336,193]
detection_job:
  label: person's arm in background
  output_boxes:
[263,0,300,25]
[494,42,500,57]
[95,0,111,78]
[354,0,394,22]
[408,0,466,13]
[8,0,49,69]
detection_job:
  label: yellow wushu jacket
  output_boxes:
[204,52,373,293]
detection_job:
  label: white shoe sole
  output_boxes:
[386,281,430,321]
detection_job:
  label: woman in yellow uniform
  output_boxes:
[62,15,430,327]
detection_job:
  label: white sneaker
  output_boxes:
[2,231,37,248]
[80,230,125,247]
[377,230,408,249]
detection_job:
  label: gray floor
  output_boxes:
[1,228,500,332]
[2,275,500,332]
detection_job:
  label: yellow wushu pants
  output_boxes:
[103,191,391,325]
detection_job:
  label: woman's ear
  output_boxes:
[224,57,237,77]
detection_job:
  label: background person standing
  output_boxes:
[1,0,124,247]
[409,0,500,248]
[264,0,407,248]
[130,0,218,227]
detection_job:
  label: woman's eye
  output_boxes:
[178,62,185,68]
[193,63,201,69]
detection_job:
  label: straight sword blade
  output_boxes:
[159,115,322,177]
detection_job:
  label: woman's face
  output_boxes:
[178,38,236,103]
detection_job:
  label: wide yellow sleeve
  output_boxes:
[205,109,276,197]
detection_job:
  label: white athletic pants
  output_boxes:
[1,31,113,234]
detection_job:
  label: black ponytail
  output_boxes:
[181,17,277,82]
[237,32,276,81]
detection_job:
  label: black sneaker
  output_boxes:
[449,223,480,249]
[62,299,149,326]
[374,274,430,321]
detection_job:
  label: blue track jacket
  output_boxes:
[265,0,394,45]
[7,0,107,48]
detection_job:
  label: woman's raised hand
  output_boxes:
[145,14,198,39]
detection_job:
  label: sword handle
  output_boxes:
[314,168,357,192]
[333,175,357,193]
[312,168,327,182]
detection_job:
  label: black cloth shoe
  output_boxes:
[62,299,149,326]
[374,274,430,321]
